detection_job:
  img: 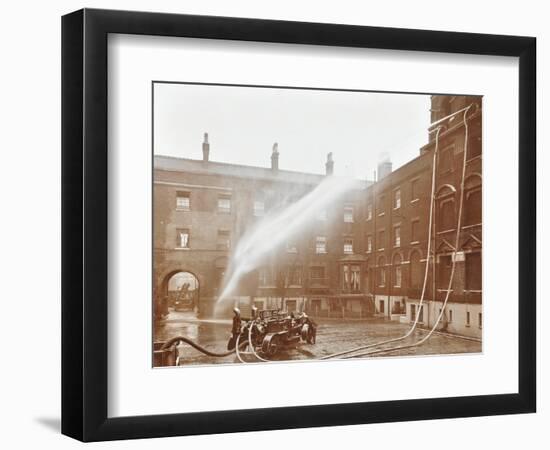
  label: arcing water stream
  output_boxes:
[214,175,359,316]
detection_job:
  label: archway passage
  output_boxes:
[164,271,200,317]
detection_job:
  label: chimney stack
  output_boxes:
[377,159,392,180]
[271,142,279,170]
[325,152,334,175]
[202,132,210,162]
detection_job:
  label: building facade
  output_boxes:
[153,95,482,338]
[364,95,482,338]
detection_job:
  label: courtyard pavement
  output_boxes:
[155,310,481,366]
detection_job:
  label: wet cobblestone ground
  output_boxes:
[155,310,481,366]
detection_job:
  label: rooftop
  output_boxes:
[154,155,370,189]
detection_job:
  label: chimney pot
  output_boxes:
[325,152,334,175]
[271,142,279,170]
[377,159,392,180]
[202,132,210,162]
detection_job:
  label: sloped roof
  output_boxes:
[154,155,369,189]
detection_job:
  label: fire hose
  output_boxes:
[160,335,248,358]
[159,330,268,364]
[161,104,477,365]
[340,105,474,358]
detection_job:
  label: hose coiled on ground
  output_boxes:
[160,335,247,357]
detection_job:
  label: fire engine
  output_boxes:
[227,307,317,357]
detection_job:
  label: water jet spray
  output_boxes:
[214,175,359,316]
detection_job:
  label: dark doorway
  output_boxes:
[165,271,200,316]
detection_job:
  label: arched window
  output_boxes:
[410,250,423,289]
[464,175,482,226]
[392,253,402,288]
[377,256,386,287]
[436,185,456,232]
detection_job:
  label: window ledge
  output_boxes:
[410,198,420,204]
[175,208,191,212]
[378,212,385,217]
[174,247,190,251]
[461,223,482,229]
[410,241,420,245]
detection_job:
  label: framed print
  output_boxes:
[61,8,536,442]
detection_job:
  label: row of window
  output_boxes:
[176,191,231,214]
[176,230,351,255]
[373,252,482,291]
[256,254,481,294]
[175,162,481,225]
[366,185,413,221]
[438,135,482,173]
[176,226,478,265]
[405,305,482,328]
[257,264,361,293]
[365,174,481,227]
[176,228,230,250]
[176,191,355,222]
[176,182,480,231]
[366,221,420,252]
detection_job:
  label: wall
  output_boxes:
[153,157,374,317]
[0,1,546,449]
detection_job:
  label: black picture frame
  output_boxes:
[61,8,536,442]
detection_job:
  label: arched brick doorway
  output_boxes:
[156,270,201,319]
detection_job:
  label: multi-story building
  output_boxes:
[365,95,482,338]
[153,95,482,338]
[154,138,371,319]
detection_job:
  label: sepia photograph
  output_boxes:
[54,5,537,444]
[152,82,483,367]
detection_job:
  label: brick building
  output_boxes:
[153,95,482,338]
[364,95,482,338]
[154,137,371,320]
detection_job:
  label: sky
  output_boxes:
[153,83,432,180]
